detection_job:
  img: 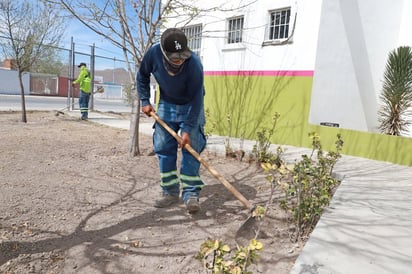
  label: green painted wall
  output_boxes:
[204,75,412,166]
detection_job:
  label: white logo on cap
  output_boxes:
[174,41,182,51]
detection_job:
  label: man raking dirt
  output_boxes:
[137,28,206,214]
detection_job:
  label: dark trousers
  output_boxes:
[79,90,90,118]
[153,101,206,203]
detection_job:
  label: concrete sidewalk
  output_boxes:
[85,111,412,274]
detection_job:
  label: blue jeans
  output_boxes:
[79,90,90,118]
[153,101,206,203]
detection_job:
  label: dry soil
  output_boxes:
[0,111,303,274]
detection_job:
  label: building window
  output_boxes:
[182,24,202,57]
[268,8,291,40]
[227,16,244,44]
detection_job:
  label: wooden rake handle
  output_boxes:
[150,111,254,210]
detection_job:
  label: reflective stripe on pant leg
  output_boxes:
[154,120,180,196]
[181,122,207,202]
[181,173,204,190]
[160,169,179,188]
[79,91,90,116]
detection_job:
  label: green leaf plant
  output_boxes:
[261,133,344,242]
[378,46,412,136]
[197,115,343,273]
[250,112,281,164]
[196,238,263,274]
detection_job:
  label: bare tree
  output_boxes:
[49,0,255,156]
[46,0,164,156]
[0,0,65,122]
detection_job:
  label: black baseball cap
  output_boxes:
[78,62,87,68]
[160,28,192,60]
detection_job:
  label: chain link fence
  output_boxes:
[1,37,158,112]
[21,40,135,112]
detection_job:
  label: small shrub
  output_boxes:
[204,107,217,138]
[262,133,344,242]
[196,239,263,274]
[251,113,281,164]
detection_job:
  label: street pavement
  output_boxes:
[3,99,412,274]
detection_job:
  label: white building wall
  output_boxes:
[164,0,411,136]
[166,0,322,72]
[309,0,411,133]
[398,0,412,46]
[0,69,30,95]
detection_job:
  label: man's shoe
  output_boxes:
[154,194,179,208]
[185,197,200,214]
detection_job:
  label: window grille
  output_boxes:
[182,24,202,56]
[227,16,244,44]
[269,8,291,40]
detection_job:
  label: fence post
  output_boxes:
[90,43,95,110]
[69,37,75,111]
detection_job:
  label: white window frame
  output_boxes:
[227,16,244,44]
[263,7,293,46]
[182,24,202,57]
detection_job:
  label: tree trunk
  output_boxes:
[128,95,141,156]
[18,71,27,123]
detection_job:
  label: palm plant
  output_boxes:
[378,46,412,136]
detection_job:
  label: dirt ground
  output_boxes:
[0,111,303,274]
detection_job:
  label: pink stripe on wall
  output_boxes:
[204,70,314,77]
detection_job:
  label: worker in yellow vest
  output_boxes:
[72,62,92,120]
